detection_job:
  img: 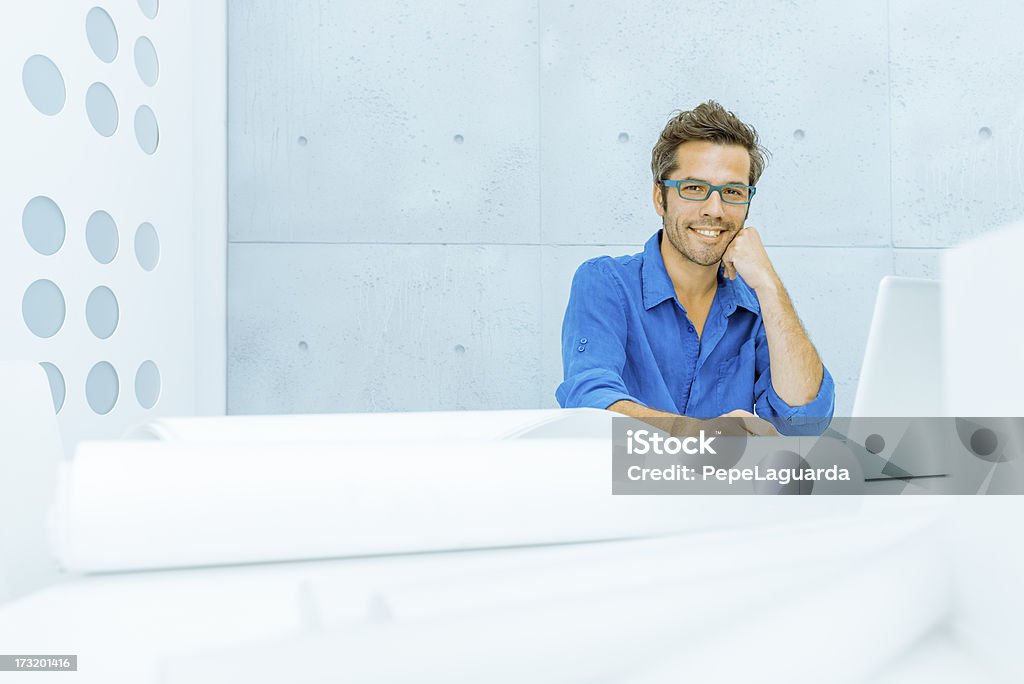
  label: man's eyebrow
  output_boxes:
[677,176,748,185]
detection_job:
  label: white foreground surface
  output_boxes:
[3,498,1011,683]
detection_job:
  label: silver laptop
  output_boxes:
[852,276,943,418]
[848,276,946,480]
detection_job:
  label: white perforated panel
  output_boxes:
[1,0,225,454]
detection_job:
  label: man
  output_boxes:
[556,101,833,436]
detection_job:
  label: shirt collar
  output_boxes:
[641,230,761,315]
[719,266,761,315]
[641,231,677,310]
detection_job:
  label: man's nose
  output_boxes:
[700,189,726,218]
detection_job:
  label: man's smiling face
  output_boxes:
[654,140,752,267]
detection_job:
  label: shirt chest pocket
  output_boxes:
[716,338,756,412]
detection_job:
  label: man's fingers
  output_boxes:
[703,417,749,436]
[721,254,736,280]
[721,238,740,280]
[717,410,778,436]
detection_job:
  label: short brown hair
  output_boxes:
[651,101,769,186]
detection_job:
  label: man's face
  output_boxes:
[654,141,752,267]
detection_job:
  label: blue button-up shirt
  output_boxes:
[556,230,834,436]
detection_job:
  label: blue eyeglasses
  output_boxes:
[662,179,756,205]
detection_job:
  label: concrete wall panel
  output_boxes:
[229,1,541,245]
[893,249,944,280]
[229,243,543,414]
[891,0,1024,247]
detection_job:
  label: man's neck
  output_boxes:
[660,234,719,302]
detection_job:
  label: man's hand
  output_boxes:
[715,409,778,436]
[721,226,778,293]
[607,401,777,436]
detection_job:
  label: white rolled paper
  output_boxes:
[51,438,841,573]
[125,408,614,443]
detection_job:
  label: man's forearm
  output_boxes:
[607,400,698,434]
[605,401,777,436]
[607,399,677,419]
[754,277,824,406]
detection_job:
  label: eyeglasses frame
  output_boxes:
[661,179,757,205]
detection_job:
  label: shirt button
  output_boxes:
[577,345,586,352]
[687,325,694,332]
[580,337,588,344]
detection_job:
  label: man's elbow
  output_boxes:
[775,366,825,407]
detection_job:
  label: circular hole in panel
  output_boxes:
[22,280,66,338]
[23,55,66,116]
[134,36,159,86]
[40,362,66,413]
[86,7,118,63]
[22,196,66,255]
[135,222,160,271]
[793,129,806,140]
[135,360,161,409]
[137,0,158,19]
[617,132,629,143]
[86,362,119,415]
[86,286,119,339]
[979,127,992,140]
[453,134,464,144]
[134,105,159,154]
[86,210,119,263]
[297,136,308,146]
[86,82,119,136]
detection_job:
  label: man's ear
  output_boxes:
[653,183,665,217]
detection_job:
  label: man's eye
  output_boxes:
[724,188,743,196]
[683,185,705,192]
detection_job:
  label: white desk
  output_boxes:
[0,500,955,683]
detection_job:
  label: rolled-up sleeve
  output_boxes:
[752,321,835,436]
[555,260,639,410]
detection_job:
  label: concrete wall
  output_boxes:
[228,0,1024,416]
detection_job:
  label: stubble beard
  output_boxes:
[663,216,740,267]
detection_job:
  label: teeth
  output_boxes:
[694,229,720,237]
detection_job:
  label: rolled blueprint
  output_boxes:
[50,438,837,573]
[124,408,614,443]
